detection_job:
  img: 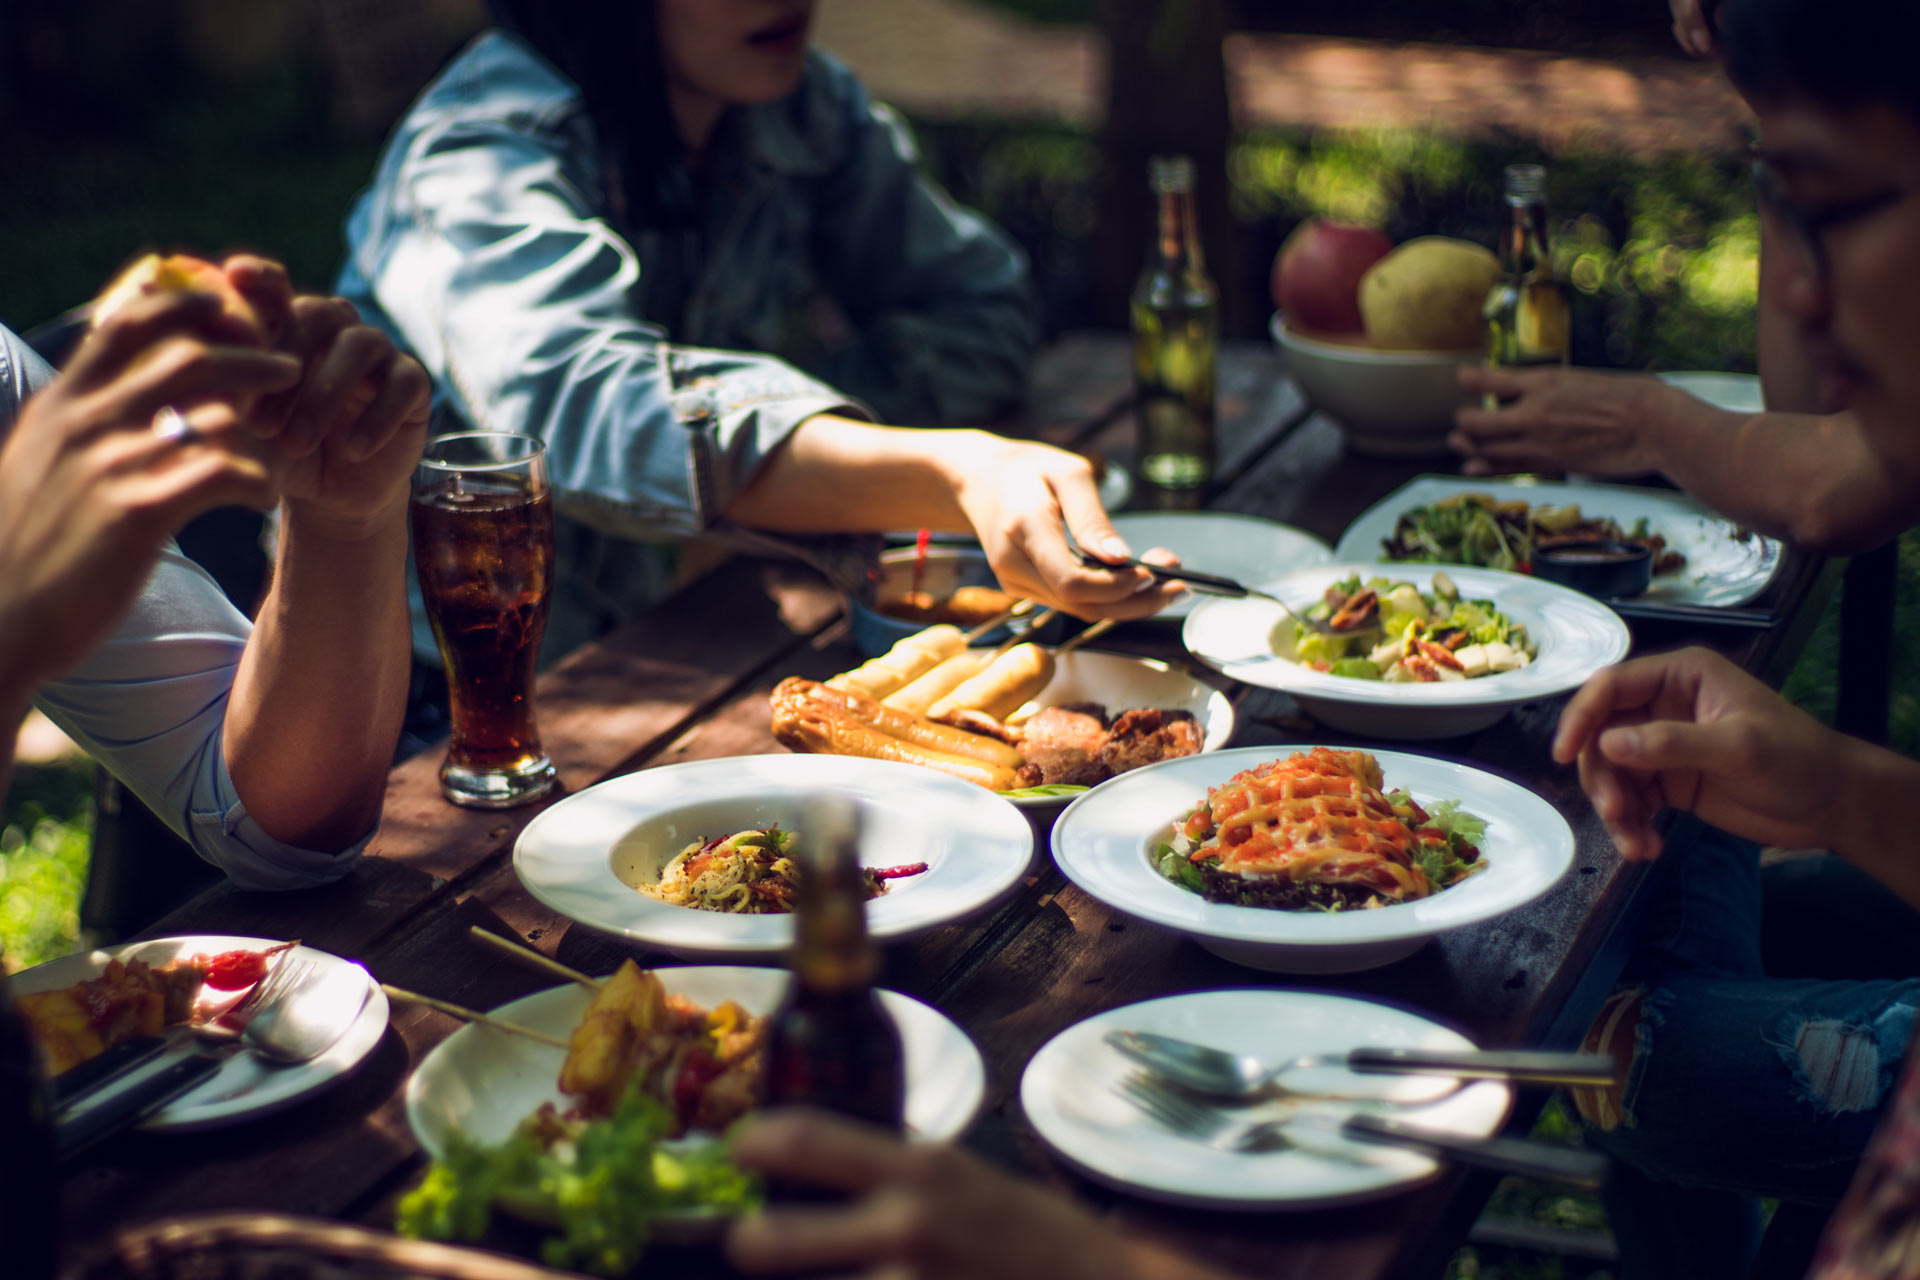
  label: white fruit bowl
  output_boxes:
[1271,313,1479,457]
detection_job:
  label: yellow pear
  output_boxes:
[1358,237,1500,352]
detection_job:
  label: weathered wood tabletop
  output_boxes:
[59,333,1837,1279]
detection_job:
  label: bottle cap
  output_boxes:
[1149,155,1196,194]
[1504,163,1547,203]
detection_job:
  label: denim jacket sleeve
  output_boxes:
[795,61,1039,427]
[339,49,866,543]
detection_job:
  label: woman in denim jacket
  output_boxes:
[339,0,1178,665]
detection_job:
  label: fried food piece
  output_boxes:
[942,586,1018,628]
[1099,707,1204,773]
[558,959,669,1117]
[16,958,207,1075]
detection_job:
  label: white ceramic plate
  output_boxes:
[408,967,985,1235]
[1049,745,1575,972]
[1109,512,1333,622]
[12,935,387,1131]
[514,754,1033,958]
[1181,563,1629,739]
[1659,371,1765,415]
[1021,988,1513,1209]
[1335,475,1784,608]
[1002,649,1236,811]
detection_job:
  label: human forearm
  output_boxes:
[1826,733,1920,911]
[223,501,411,849]
[1652,392,1915,551]
[722,415,977,533]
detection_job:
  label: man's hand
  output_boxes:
[1450,366,1676,477]
[1553,647,1856,861]
[227,258,432,540]
[0,286,299,693]
[949,435,1183,621]
[726,1110,1195,1280]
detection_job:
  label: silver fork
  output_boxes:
[1115,1070,1607,1189]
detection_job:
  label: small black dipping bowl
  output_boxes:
[1532,539,1654,599]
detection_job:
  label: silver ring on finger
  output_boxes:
[151,405,198,444]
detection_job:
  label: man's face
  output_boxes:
[1751,93,1920,468]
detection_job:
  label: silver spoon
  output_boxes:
[1106,1029,1616,1102]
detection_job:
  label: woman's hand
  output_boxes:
[726,1110,1211,1280]
[1450,366,1677,477]
[1553,647,1857,860]
[227,258,432,541]
[948,434,1184,621]
[0,285,299,693]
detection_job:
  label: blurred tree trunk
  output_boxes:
[1092,0,1240,333]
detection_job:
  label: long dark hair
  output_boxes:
[1721,0,1920,125]
[486,0,689,228]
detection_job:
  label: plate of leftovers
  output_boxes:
[1336,475,1783,607]
[772,642,1234,809]
[1107,512,1333,622]
[1021,988,1512,1210]
[403,962,984,1265]
[1182,563,1628,739]
[1050,745,1574,971]
[513,754,1033,957]
[9,935,387,1130]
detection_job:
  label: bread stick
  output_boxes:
[927,643,1056,724]
[883,650,993,716]
[827,624,966,700]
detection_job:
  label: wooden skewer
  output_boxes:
[467,926,602,991]
[961,598,1038,644]
[992,607,1060,657]
[1055,617,1117,656]
[381,983,570,1049]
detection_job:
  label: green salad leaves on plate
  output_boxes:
[1283,573,1534,683]
[397,1082,761,1276]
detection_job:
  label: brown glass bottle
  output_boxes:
[0,970,60,1279]
[1130,154,1218,509]
[760,801,903,1201]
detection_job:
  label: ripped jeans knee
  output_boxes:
[1571,976,1918,1203]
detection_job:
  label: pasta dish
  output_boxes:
[1155,748,1487,911]
[637,827,926,914]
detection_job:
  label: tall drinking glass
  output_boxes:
[411,432,558,808]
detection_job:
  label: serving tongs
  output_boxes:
[1068,545,1352,637]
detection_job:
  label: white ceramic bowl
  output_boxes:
[1049,745,1575,973]
[408,967,984,1239]
[513,754,1034,959]
[1108,512,1333,623]
[1181,562,1630,740]
[1271,314,1477,457]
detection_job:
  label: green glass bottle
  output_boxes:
[1482,163,1571,403]
[1131,155,1218,507]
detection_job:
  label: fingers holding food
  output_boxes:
[827,624,966,700]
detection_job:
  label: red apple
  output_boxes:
[1271,219,1394,335]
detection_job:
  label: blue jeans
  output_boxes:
[1579,826,1920,1280]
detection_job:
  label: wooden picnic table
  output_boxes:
[59,333,1837,1280]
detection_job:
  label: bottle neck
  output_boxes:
[1153,187,1206,276]
[789,853,878,993]
[1503,197,1553,278]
